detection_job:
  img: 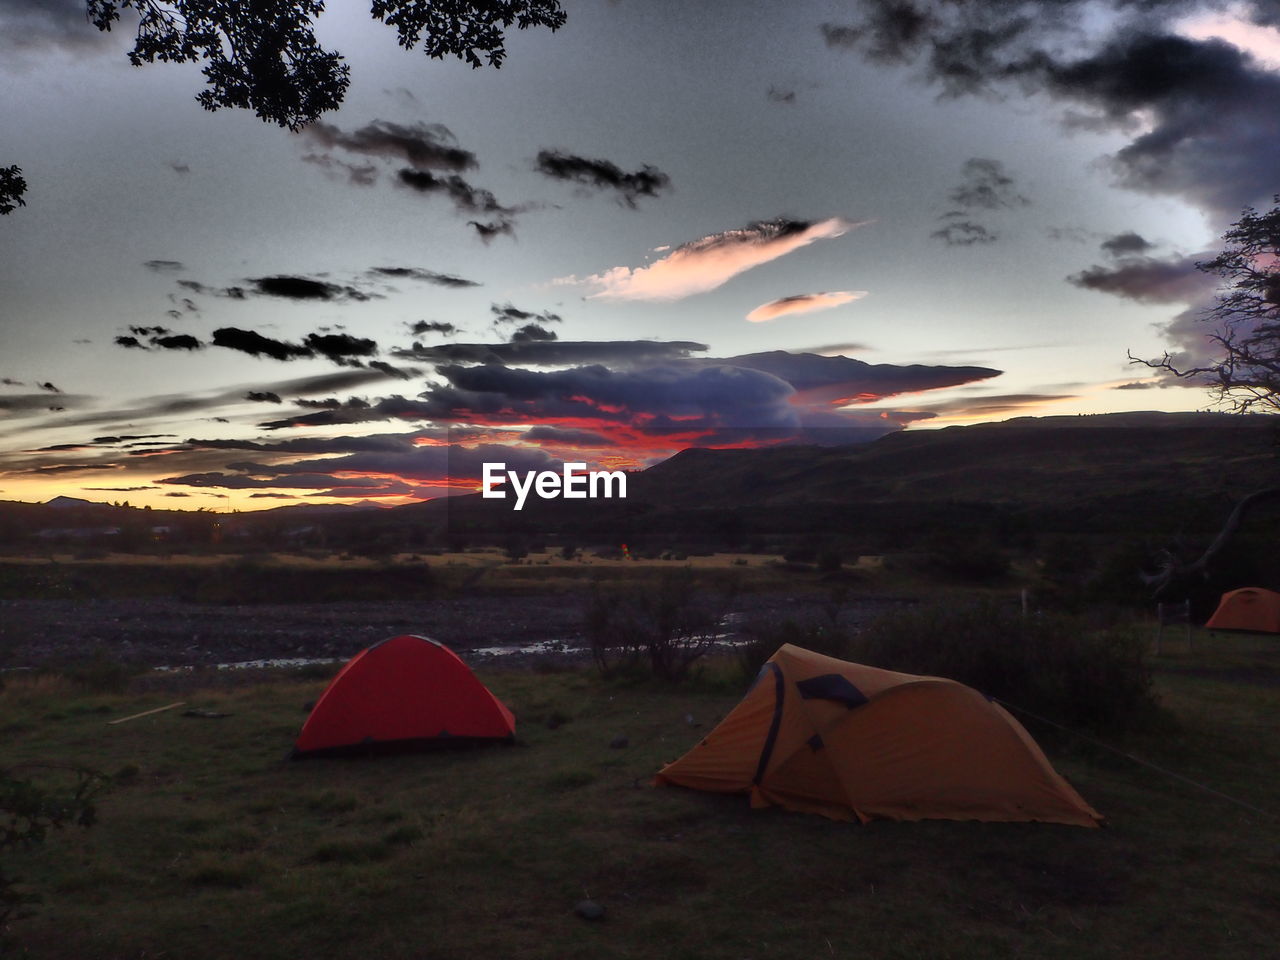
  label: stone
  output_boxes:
[574,900,605,921]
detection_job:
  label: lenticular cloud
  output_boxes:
[565,217,860,301]
[746,290,867,323]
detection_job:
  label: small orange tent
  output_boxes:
[1205,587,1280,634]
[656,644,1102,827]
[293,635,514,757]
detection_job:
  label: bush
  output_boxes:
[927,537,1010,582]
[1,765,107,932]
[850,599,1157,734]
[584,569,736,681]
[735,616,852,681]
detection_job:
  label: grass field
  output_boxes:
[2,634,1277,960]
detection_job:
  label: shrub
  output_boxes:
[58,654,139,694]
[927,537,1010,582]
[1,765,107,932]
[584,569,736,681]
[735,616,852,681]
[850,599,1157,734]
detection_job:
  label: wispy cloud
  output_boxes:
[1068,253,1215,304]
[302,120,476,172]
[367,266,480,288]
[534,149,671,207]
[560,217,859,301]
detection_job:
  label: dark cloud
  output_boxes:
[523,425,612,446]
[300,153,379,186]
[0,0,114,55]
[92,435,173,444]
[248,275,378,302]
[1101,231,1155,257]
[1,378,23,386]
[304,333,378,363]
[144,259,184,272]
[408,320,458,336]
[421,362,809,432]
[947,158,1029,211]
[931,220,997,246]
[510,324,558,343]
[368,360,418,380]
[392,339,707,368]
[824,3,1280,223]
[0,394,65,417]
[1113,381,1157,390]
[115,336,146,350]
[1067,253,1214,304]
[490,302,562,325]
[246,391,283,404]
[174,274,379,302]
[1045,226,1092,244]
[23,463,120,476]
[392,171,525,241]
[169,162,190,175]
[256,394,439,430]
[268,370,397,395]
[766,85,797,104]
[159,471,393,491]
[708,351,1001,405]
[211,328,313,361]
[820,23,864,49]
[38,381,61,393]
[368,267,480,288]
[821,5,933,61]
[83,486,158,492]
[931,157,1027,245]
[299,120,522,238]
[303,120,477,172]
[468,217,517,243]
[153,334,202,351]
[534,150,671,207]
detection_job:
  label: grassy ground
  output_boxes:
[2,636,1277,960]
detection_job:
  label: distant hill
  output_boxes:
[638,411,1277,508]
[3,412,1278,552]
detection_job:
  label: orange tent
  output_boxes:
[1205,587,1280,634]
[656,644,1102,827]
[293,635,514,757]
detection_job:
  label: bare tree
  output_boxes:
[1139,197,1280,411]
[1138,197,1280,598]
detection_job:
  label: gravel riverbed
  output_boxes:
[0,593,911,670]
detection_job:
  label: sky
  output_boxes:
[2,0,1279,511]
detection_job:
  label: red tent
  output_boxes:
[293,635,515,757]
[1205,588,1280,634]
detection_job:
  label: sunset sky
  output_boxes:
[2,0,1279,511]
